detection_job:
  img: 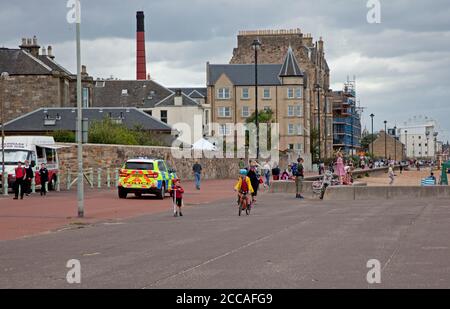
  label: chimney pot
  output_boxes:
[41,47,47,56]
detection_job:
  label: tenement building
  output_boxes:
[228,29,332,160]
[208,46,311,165]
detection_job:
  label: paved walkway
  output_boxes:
[0,179,241,241]
[1,194,449,288]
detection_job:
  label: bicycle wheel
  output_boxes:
[246,203,251,215]
[238,200,243,216]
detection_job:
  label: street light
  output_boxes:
[251,39,261,160]
[1,72,9,196]
[394,126,397,163]
[315,84,321,162]
[405,130,408,159]
[426,131,430,159]
[434,132,439,161]
[370,114,375,157]
[384,120,387,160]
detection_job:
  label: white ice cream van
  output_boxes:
[0,136,61,190]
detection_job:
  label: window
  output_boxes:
[218,107,231,118]
[287,87,302,99]
[158,161,167,172]
[160,110,168,123]
[45,148,56,164]
[125,162,154,170]
[217,88,230,99]
[121,89,128,96]
[82,87,90,108]
[288,144,294,150]
[242,106,250,117]
[288,105,302,117]
[36,147,44,160]
[242,88,249,99]
[205,110,209,125]
[288,124,302,135]
[263,88,271,99]
[219,124,231,136]
[95,81,105,87]
[295,143,303,152]
[287,88,294,99]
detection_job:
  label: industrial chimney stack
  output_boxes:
[136,11,147,80]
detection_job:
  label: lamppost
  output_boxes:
[384,120,387,160]
[315,84,321,162]
[426,131,430,159]
[370,114,375,157]
[434,132,439,161]
[1,72,9,196]
[251,39,261,160]
[405,130,408,159]
[394,126,397,163]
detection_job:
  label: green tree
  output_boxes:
[245,109,274,149]
[310,128,320,164]
[360,133,378,152]
[51,130,76,143]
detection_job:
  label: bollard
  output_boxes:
[90,168,94,188]
[56,172,61,192]
[114,169,119,188]
[97,168,102,189]
[2,171,8,196]
[67,169,71,191]
[107,168,111,189]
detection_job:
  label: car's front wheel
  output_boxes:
[157,184,165,200]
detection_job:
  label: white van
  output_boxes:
[0,136,61,190]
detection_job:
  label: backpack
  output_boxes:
[291,163,298,176]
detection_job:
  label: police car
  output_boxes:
[118,158,177,199]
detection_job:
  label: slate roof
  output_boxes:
[4,107,172,132]
[93,80,173,109]
[169,88,207,98]
[155,93,202,107]
[279,46,303,77]
[207,64,283,86]
[0,48,53,75]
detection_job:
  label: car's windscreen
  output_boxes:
[3,150,32,165]
[125,162,154,170]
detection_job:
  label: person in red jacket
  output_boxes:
[14,161,26,200]
[172,179,185,217]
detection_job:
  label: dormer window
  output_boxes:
[121,89,128,96]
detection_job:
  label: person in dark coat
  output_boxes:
[247,164,260,203]
[39,163,49,196]
[24,160,34,196]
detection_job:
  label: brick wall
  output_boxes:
[371,131,406,160]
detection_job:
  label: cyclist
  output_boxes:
[234,169,254,209]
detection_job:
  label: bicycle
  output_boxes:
[238,191,251,216]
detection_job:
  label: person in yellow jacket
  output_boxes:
[234,169,254,208]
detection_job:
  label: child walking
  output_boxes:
[172,179,185,217]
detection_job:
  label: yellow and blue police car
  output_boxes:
[118,158,177,199]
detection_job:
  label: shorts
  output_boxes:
[176,198,183,207]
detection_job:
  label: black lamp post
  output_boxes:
[370,114,375,157]
[384,120,387,160]
[405,130,408,159]
[1,71,9,196]
[315,84,321,162]
[251,39,261,160]
[394,126,397,162]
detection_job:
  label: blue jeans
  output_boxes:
[194,172,201,189]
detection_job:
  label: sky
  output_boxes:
[1,0,449,141]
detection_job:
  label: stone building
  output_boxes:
[0,36,94,123]
[207,47,311,166]
[229,29,332,160]
[369,130,406,161]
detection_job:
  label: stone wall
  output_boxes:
[370,131,406,160]
[1,75,61,122]
[57,143,242,186]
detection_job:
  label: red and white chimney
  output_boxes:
[136,11,147,80]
